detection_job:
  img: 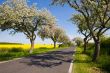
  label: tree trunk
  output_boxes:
[83,38,88,53]
[29,39,34,54]
[54,41,56,48]
[92,40,100,61]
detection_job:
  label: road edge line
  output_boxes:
[68,60,73,73]
[68,47,76,73]
[0,58,22,64]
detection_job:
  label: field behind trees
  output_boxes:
[0,42,60,61]
[0,43,58,49]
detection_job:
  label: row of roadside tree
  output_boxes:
[52,0,110,61]
[0,0,71,53]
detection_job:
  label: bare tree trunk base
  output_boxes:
[54,41,56,48]
[92,40,100,62]
[29,50,33,54]
[29,39,34,54]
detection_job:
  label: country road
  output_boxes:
[0,47,75,73]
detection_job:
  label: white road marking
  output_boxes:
[68,54,75,73]
[0,58,22,64]
[68,60,73,73]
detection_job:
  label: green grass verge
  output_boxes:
[73,47,108,73]
[0,47,67,61]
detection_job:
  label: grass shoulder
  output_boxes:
[73,47,108,73]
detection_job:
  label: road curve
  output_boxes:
[0,47,75,73]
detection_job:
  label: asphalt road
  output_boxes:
[0,47,74,73]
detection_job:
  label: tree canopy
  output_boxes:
[38,25,68,48]
[71,14,91,53]
[0,0,56,53]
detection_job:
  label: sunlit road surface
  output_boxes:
[0,47,74,73]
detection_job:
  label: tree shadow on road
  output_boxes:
[20,50,74,68]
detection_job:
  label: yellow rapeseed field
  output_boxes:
[0,44,58,50]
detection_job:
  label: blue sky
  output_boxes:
[0,0,110,44]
